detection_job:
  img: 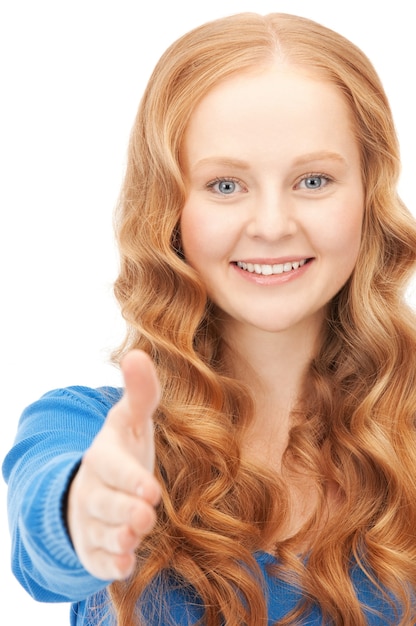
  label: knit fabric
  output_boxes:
[2,386,404,624]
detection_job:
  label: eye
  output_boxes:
[295,173,333,191]
[206,177,245,195]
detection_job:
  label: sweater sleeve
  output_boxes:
[2,385,123,603]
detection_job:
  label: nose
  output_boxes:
[245,190,297,241]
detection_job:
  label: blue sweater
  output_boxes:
[2,386,407,624]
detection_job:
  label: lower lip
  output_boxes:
[232,260,312,285]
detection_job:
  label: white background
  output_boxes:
[1,1,414,623]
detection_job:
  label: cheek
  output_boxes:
[312,197,364,261]
[180,201,234,267]
[180,203,215,267]
[325,221,362,259]
[338,205,364,262]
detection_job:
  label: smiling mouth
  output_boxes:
[235,259,309,276]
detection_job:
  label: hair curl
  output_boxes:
[109,12,416,625]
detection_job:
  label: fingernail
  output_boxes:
[136,485,144,498]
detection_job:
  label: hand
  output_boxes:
[66,350,162,580]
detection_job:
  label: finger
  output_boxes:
[81,546,137,581]
[81,441,161,505]
[86,505,157,554]
[78,505,157,580]
[86,484,159,526]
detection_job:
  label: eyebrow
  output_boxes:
[191,157,251,172]
[191,151,348,172]
[292,151,348,167]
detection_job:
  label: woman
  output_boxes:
[3,12,416,625]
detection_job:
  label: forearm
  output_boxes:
[3,386,121,601]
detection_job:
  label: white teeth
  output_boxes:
[236,259,306,275]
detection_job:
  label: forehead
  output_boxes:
[188,63,353,130]
[182,64,358,168]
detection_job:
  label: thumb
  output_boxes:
[110,349,161,442]
[122,349,161,423]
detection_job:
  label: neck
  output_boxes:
[220,316,324,470]
[223,317,322,407]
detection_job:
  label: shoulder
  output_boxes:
[17,385,123,433]
[2,385,123,480]
[35,385,123,411]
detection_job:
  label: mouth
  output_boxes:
[234,259,310,276]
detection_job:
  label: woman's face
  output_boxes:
[180,64,364,338]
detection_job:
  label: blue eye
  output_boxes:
[218,180,237,194]
[207,177,244,195]
[297,174,332,190]
[305,176,323,189]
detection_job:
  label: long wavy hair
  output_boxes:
[109,12,416,626]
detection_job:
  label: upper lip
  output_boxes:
[232,256,312,264]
